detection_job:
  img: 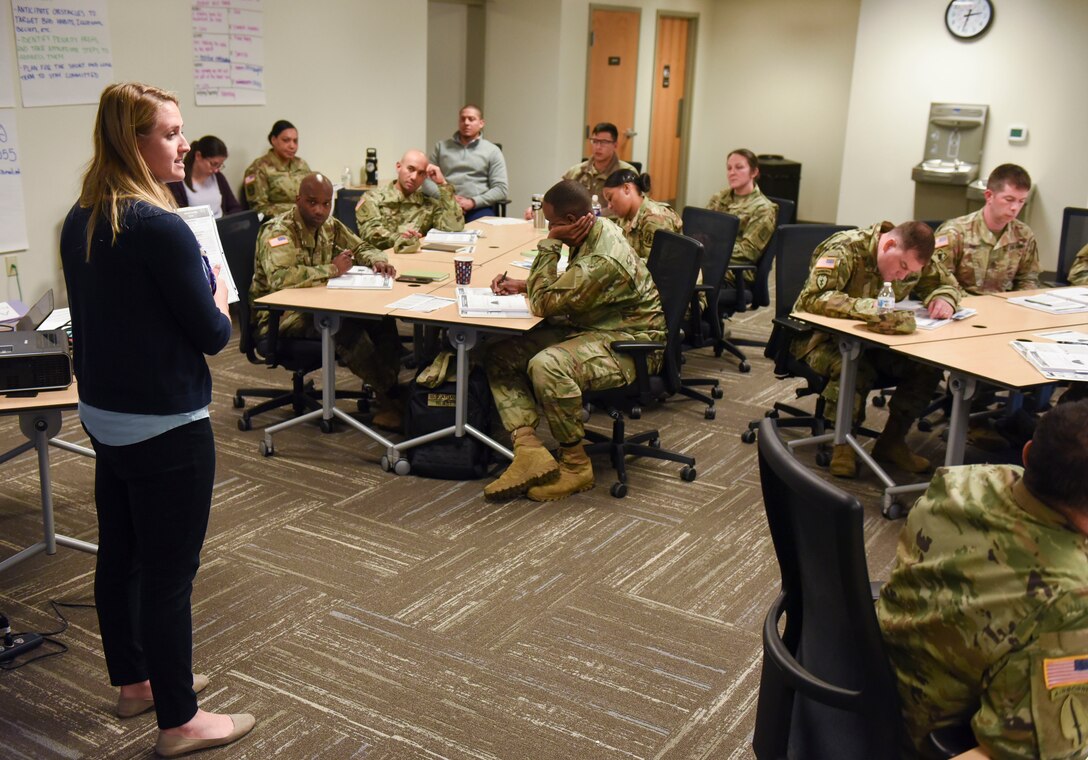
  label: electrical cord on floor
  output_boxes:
[0,599,95,671]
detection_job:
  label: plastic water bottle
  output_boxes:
[591,194,602,217]
[341,166,353,188]
[877,281,895,313]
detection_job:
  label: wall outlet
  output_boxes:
[4,255,16,277]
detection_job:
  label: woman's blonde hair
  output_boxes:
[78,82,179,253]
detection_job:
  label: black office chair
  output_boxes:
[718,196,797,360]
[583,230,701,498]
[334,187,365,234]
[678,207,740,415]
[753,418,972,760]
[741,224,855,444]
[219,211,367,431]
[1048,206,1088,285]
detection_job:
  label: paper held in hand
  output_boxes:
[174,205,240,303]
[456,287,531,318]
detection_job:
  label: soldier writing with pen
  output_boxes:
[250,172,407,431]
[482,180,665,502]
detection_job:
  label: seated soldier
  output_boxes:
[791,221,961,478]
[877,400,1088,760]
[355,149,464,253]
[706,149,779,285]
[601,169,681,261]
[1068,242,1088,286]
[484,180,665,502]
[250,173,405,430]
[935,164,1039,294]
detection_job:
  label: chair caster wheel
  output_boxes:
[741,429,756,444]
[872,395,887,408]
[883,501,906,520]
[319,419,333,434]
[238,417,252,431]
[766,409,779,419]
[739,361,751,373]
[258,440,273,457]
[681,465,697,482]
[711,387,724,400]
[610,482,627,498]
[704,408,716,420]
[918,420,933,433]
[649,437,661,449]
[815,449,831,467]
[630,407,642,420]
[380,455,392,472]
[232,394,244,409]
[394,459,411,476]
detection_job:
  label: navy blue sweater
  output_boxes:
[60,201,233,414]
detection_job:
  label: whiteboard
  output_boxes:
[0,109,29,253]
[193,0,266,107]
[13,0,113,107]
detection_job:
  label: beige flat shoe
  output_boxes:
[116,674,210,719]
[154,713,256,758]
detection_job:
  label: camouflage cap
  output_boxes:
[865,309,916,335]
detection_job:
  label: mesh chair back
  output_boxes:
[772,224,856,320]
[754,418,902,759]
[1058,207,1088,284]
[216,210,262,354]
[681,206,740,288]
[766,196,797,226]
[646,231,704,389]
[334,188,364,234]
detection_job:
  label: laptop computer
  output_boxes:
[15,289,55,331]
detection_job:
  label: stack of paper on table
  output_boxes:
[456,287,531,318]
[896,298,976,330]
[1007,288,1088,314]
[328,265,393,289]
[1011,339,1088,381]
[421,230,480,252]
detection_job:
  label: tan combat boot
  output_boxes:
[873,414,930,473]
[526,443,594,501]
[829,443,857,479]
[483,427,560,501]
[370,389,405,433]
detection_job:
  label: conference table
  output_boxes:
[789,289,1088,517]
[253,219,546,471]
[0,383,97,573]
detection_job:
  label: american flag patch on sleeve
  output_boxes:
[1044,656,1088,689]
[814,256,838,270]
[935,234,949,248]
[269,235,289,247]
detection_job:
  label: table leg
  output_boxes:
[262,312,397,457]
[945,373,977,466]
[0,409,97,575]
[390,325,514,473]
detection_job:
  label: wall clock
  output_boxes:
[945,0,994,40]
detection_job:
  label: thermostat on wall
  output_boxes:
[1008,124,1028,143]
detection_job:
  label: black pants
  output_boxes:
[87,418,215,729]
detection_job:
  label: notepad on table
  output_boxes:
[456,287,531,318]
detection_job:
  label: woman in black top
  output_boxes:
[59,82,254,758]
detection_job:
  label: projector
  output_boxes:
[0,330,73,394]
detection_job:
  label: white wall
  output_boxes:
[3,0,428,306]
[426,1,468,150]
[838,0,1088,268]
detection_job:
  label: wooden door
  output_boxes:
[648,15,694,206]
[585,8,639,162]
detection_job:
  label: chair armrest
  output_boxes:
[927,723,980,758]
[772,315,814,335]
[727,264,756,274]
[726,265,756,313]
[611,340,665,397]
[250,305,282,367]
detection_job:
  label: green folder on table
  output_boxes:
[396,270,450,284]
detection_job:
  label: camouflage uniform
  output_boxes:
[250,207,401,392]
[1067,243,1088,286]
[790,222,962,423]
[619,196,682,261]
[706,186,778,283]
[354,179,464,253]
[562,156,637,218]
[486,218,665,444]
[243,150,311,218]
[935,209,1040,294]
[877,465,1088,760]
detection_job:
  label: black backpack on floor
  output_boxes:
[404,366,493,479]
